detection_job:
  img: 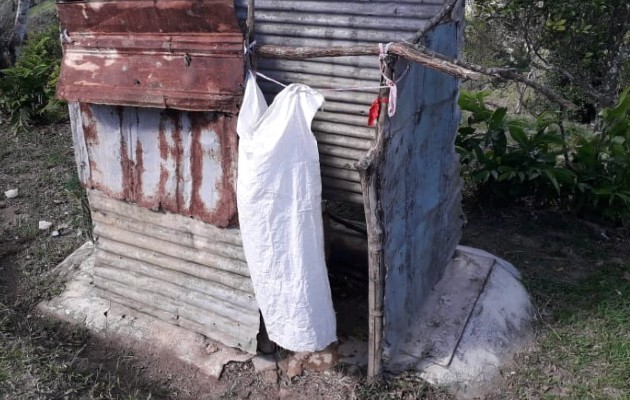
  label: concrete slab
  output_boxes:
[40,241,532,399]
[37,242,253,379]
[392,245,535,398]
[388,249,495,371]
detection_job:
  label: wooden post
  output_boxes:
[356,63,393,381]
[246,0,255,43]
[245,0,256,69]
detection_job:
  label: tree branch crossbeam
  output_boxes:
[255,43,576,109]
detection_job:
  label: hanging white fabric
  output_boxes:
[236,71,337,352]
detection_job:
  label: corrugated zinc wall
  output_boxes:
[234,0,446,204]
[89,189,259,353]
[380,14,464,365]
[68,101,257,352]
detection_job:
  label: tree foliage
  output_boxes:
[0,25,63,132]
[469,0,630,112]
[458,89,630,225]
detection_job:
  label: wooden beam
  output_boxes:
[255,42,576,109]
[256,43,481,81]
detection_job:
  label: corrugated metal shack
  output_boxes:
[56,0,464,376]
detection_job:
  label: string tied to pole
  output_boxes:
[379,42,397,118]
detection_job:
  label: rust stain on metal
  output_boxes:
[57,0,243,227]
[55,0,244,113]
[158,166,170,212]
[189,113,239,228]
[158,120,169,161]
[78,103,104,193]
[79,103,99,146]
[170,112,186,214]
[189,114,206,224]
[155,112,176,213]
[118,108,134,201]
[76,105,239,227]
[134,139,144,204]
[217,115,240,227]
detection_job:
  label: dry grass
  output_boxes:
[0,122,169,399]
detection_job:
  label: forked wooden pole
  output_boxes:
[356,63,392,381]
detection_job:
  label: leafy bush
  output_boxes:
[570,88,630,222]
[457,91,574,205]
[0,25,64,132]
[458,89,630,225]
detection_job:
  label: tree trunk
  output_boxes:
[591,4,629,108]
[9,0,30,65]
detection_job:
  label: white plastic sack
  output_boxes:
[236,72,337,352]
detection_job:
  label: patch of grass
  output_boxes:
[357,373,453,400]
[511,264,630,398]
[0,315,167,400]
[44,150,63,169]
[14,223,39,241]
[28,0,56,18]
[64,172,93,240]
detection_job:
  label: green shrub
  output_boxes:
[458,89,630,225]
[457,90,574,206]
[570,88,630,222]
[0,25,64,133]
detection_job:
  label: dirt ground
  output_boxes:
[1,121,629,399]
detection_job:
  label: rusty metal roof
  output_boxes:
[56,0,244,113]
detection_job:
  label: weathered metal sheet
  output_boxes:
[56,0,244,112]
[234,0,445,203]
[74,104,238,227]
[89,190,259,353]
[380,15,464,368]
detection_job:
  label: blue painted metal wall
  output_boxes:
[381,18,464,366]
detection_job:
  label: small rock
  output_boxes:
[303,347,338,372]
[205,343,219,354]
[39,221,53,230]
[51,230,60,237]
[278,356,303,379]
[260,369,278,385]
[287,357,303,377]
[4,189,18,199]
[252,354,276,373]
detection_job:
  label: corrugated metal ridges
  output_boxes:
[88,189,259,353]
[235,0,446,203]
[71,104,239,228]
